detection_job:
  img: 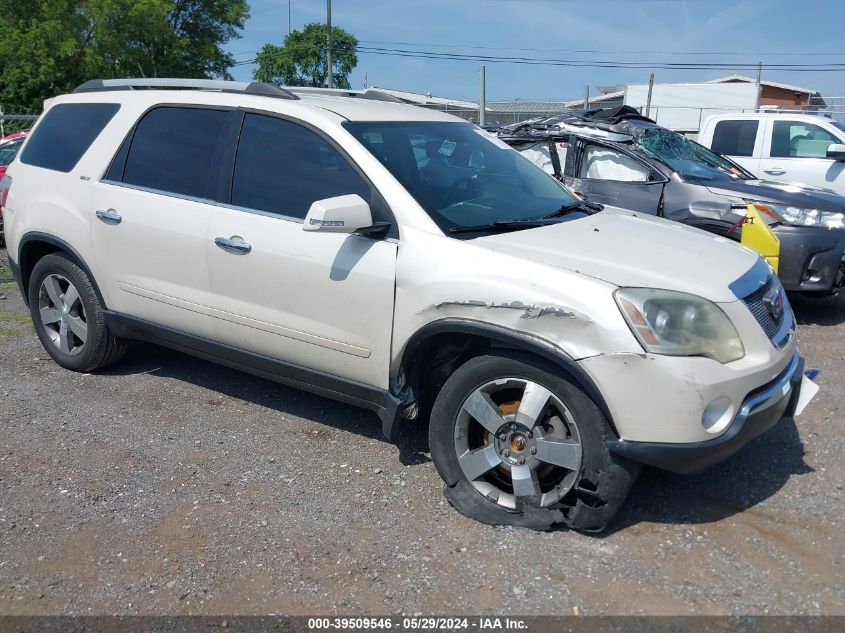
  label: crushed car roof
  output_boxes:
[498,106,660,143]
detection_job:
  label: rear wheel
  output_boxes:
[429,353,639,532]
[28,253,126,372]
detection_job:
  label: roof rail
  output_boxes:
[758,107,831,117]
[287,87,404,103]
[73,78,299,100]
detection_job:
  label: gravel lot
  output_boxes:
[0,248,842,616]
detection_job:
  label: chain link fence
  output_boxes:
[0,114,39,137]
[419,103,592,126]
[419,95,845,131]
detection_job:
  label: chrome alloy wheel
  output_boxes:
[38,274,88,356]
[454,378,582,510]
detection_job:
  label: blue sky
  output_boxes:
[227,0,845,102]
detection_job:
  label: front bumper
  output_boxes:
[773,225,845,294]
[607,353,805,474]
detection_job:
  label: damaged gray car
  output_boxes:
[499,107,845,294]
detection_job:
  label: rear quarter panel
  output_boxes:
[5,98,145,306]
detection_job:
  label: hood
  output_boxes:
[475,207,759,303]
[706,179,845,212]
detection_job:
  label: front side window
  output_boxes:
[231,113,370,219]
[771,121,840,158]
[21,103,119,173]
[345,121,580,232]
[712,120,759,157]
[121,107,228,198]
[579,144,651,182]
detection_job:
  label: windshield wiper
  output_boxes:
[450,201,602,234]
[540,200,603,219]
[449,219,553,234]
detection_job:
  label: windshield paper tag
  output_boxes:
[438,140,457,157]
[363,131,383,144]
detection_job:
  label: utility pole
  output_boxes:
[479,65,486,127]
[755,61,763,110]
[583,84,590,110]
[326,0,333,89]
[288,0,291,35]
[645,73,655,118]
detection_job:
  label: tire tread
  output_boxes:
[429,351,639,533]
[29,253,126,372]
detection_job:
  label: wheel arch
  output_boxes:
[393,318,618,438]
[17,232,107,308]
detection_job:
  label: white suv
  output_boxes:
[2,79,816,532]
[700,112,845,195]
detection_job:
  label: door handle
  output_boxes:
[214,236,252,255]
[764,168,786,176]
[96,209,122,225]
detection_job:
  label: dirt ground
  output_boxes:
[0,248,842,616]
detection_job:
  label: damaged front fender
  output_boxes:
[430,299,590,321]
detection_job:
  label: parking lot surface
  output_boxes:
[0,249,843,615]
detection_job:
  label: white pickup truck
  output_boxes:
[699,112,845,195]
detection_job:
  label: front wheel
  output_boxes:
[429,353,639,532]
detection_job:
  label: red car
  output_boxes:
[0,130,29,178]
[0,130,29,247]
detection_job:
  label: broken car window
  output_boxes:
[635,128,742,183]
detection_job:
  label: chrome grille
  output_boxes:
[741,276,787,341]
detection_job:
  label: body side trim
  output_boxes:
[116,281,372,358]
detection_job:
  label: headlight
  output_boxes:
[745,201,844,229]
[615,288,745,364]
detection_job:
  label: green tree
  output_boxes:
[0,0,89,112]
[0,0,249,113]
[253,23,357,89]
[85,0,249,80]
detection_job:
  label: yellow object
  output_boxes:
[741,203,780,273]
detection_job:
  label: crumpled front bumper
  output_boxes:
[607,353,805,474]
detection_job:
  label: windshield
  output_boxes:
[832,121,845,136]
[635,128,747,182]
[344,121,581,233]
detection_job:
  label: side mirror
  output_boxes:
[303,194,374,234]
[826,143,845,161]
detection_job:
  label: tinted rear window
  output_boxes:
[711,120,758,157]
[21,103,120,172]
[122,107,228,199]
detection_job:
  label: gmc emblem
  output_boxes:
[762,285,784,322]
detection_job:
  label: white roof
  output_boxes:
[54,87,467,123]
[707,75,817,95]
[369,86,478,109]
[297,93,466,122]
